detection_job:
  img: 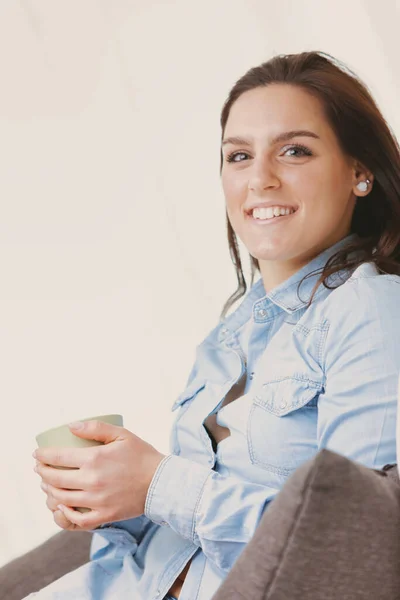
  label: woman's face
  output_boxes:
[221,84,370,288]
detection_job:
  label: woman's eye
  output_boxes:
[225,151,248,163]
[282,144,313,157]
[225,144,312,163]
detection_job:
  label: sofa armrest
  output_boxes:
[0,530,92,600]
[213,451,400,600]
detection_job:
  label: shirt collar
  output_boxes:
[217,233,360,341]
[252,232,360,321]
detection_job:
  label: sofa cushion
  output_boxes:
[212,449,400,600]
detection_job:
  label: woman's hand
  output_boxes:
[40,480,80,531]
[33,420,166,530]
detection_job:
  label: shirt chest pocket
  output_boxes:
[247,375,323,477]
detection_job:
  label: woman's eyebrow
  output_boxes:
[221,130,320,147]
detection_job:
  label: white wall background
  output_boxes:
[1,0,399,568]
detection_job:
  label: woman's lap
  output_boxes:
[20,553,146,600]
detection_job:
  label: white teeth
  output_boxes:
[252,206,295,220]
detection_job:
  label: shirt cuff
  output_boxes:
[144,454,212,542]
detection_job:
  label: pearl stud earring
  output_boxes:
[357,179,371,192]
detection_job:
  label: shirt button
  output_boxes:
[154,591,161,599]
[257,309,267,318]
[280,400,287,409]
[160,521,167,526]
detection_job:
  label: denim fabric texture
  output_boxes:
[24,233,400,600]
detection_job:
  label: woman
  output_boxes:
[28,50,400,600]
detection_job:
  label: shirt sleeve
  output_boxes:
[144,454,278,572]
[317,275,400,468]
[89,515,154,561]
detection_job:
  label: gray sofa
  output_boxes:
[1,449,400,600]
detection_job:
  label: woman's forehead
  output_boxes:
[225,86,328,138]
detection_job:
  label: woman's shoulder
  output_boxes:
[348,261,400,284]
[321,261,400,323]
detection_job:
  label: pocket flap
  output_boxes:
[171,378,206,411]
[254,375,323,416]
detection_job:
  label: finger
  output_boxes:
[67,420,124,445]
[33,446,94,469]
[53,509,79,531]
[35,464,84,491]
[42,482,88,510]
[46,492,60,513]
[45,489,72,516]
[44,492,81,530]
[57,504,101,531]
[43,489,77,529]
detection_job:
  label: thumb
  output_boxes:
[68,420,123,444]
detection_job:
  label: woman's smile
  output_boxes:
[245,208,298,227]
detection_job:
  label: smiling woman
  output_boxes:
[219,53,400,316]
[19,50,400,600]
[220,87,375,298]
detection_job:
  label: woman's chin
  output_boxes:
[248,247,294,263]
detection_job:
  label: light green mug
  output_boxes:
[35,414,124,513]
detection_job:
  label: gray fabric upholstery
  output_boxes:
[1,450,399,599]
[0,530,92,600]
[212,450,400,600]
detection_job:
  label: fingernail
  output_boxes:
[69,421,84,429]
[40,482,47,491]
[32,450,37,458]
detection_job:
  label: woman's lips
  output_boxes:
[245,210,297,226]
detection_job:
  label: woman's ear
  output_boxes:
[352,161,374,196]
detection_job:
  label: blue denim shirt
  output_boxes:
[26,234,400,600]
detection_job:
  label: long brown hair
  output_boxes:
[219,50,400,319]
